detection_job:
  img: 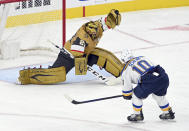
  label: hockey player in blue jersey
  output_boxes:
[120,49,175,122]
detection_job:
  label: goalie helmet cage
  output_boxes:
[0,0,66,59]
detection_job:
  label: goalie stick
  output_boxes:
[64,94,123,104]
[47,40,111,84]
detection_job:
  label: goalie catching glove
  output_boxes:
[105,9,121,29]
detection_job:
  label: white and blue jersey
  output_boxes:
[121,56,157,97]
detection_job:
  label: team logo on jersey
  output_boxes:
[79,39,86,47]
[73,37,86,47]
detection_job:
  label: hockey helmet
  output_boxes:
[85,21,99,39]
[121,49,134,63]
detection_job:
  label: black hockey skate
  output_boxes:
[127,110,144,122]
[159,108,175,120]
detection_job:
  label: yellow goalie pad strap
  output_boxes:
[18,66,66,85]
[74,57,87,75]
[90,47,124,77]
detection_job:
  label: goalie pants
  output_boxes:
[51,51,74,73]
[51,51,99,73]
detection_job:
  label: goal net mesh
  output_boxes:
[0,0,64,59]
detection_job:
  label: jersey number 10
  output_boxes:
[132,60,152,75]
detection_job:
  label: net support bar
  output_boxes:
[62,0,66,47]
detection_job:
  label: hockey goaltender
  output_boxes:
[18,9,124,85]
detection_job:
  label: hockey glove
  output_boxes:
[105,9,121,29]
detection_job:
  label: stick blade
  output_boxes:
[64,94,80,104]
[64,94,73,102]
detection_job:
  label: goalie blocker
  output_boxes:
[18,47,124,84]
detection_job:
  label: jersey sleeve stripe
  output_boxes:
[71,50,84,53]
[71,45,85,53]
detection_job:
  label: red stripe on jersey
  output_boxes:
[71,50,84,53]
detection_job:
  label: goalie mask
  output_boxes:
[121,49,134,63]
[85,21,99,40]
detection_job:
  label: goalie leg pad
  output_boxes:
[74,57,87,75]
[18,66,66,85]
[89,47,124,77]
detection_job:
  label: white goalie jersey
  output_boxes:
[121,56,157,96]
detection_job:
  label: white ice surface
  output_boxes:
[0,7,189,131]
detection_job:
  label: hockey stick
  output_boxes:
[64,94,123,104]
[47,40,109,83]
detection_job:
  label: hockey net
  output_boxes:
[0,0,65,59]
